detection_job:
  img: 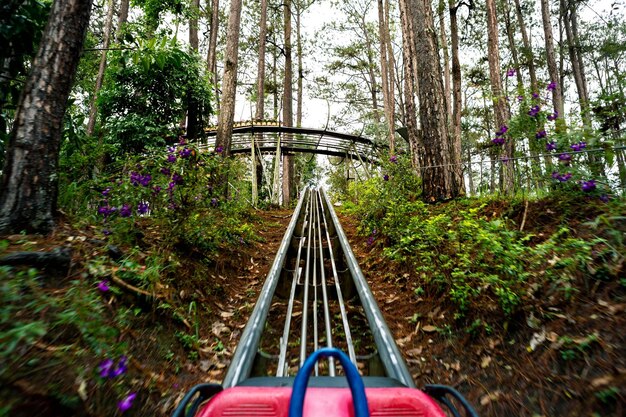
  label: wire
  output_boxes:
[417,145,626,171]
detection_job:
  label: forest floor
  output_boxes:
[1,200,624,416]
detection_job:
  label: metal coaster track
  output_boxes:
[223,187,413,388]
[173,187,479,417]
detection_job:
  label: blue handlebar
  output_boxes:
[289,348,370,417]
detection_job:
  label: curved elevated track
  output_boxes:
[198,123,384,164]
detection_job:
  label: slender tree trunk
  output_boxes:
[0,0,93,234]
[398,0,422,173]
[252,0,268,205]
[215,0,242,156]
[115,0,129,42]
[186,0,200,140]
[86,0,115,136]
[449,1,463,184]
[541,0,565,132]
[513,0,537,93]
[282,0,295,206]
[207,0,220,113]
[503,3,524,89]
[377,0,396,153]
[409,0,463,201]
[486,0,514,193]
[296,2,304,128]
[561,0,589,127]
[438,0,451,115]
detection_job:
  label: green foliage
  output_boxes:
[97,36,211,156]
[346,182,625,326]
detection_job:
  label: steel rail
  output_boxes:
[299,189,314,367]
[222,190,307,388]
[276,191,311,377]
[321,188,415,388]
[315,191,336,376]
[316,190,357,365]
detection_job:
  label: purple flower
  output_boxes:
[210,198,218,207]
[581,179,596,192]
[179,147,192,158]
[137,202,149,215]
[110,356,128,377]
[535,130,547,139]
[501,156,511,164]
[160,167,171,176]
[599,194,609,203]
[167,146,176,153]
[506,68,516,77]
[98,205,112,217]
[528,105,540,117]
[168,182,176,192]
[119,204,132,218]
[547,112,558,121]
[546,141,557,151]
[215,146,224,153]
[103,229,111,236]
[390,155,398,163]
[130,171,141,186]
[383,174,389,181]
[552,172,572,182]
[152,186,162,195]
[172,173,183,184]
[366,236,375,246]
[532,92,539,99]
[517,95,524,102]
[558,153,572,163]
[491,137,505,145]
[570,141,587,151]
[97,280,110,292]
[118,393,137,413]
[139,174,151,187]
[179,137,187,145]
[547,81,557,91]
[102,187,111,197]
[167,154,177,163]
[98,359,114,377]
[496,125,508,136]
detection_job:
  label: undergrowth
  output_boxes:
[343,156,625,329]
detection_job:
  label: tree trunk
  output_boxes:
[252,0,268,205]
[115,0,129,42]
[398,0,421,173]
[409,0,463,201]
[540,0,565,132]
[0,0,93,234]
[187,0,200,140]
[296,2,303,128]
[561,0,590,127]
[513,0,537,93]
[86,0,115,136]
[377,0,396,153]
[486,0,514,193]
[448,0,464,194]
[207,0,220,114]
[282,0,295,206]
[438,0,451,116]
[215,0,242,156]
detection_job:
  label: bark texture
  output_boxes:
[541,0,565,131]
[282,0,295,206]
[0,0,94,234]
[410,0,463,201]
[215,0,242,156]
[486,0,514,193]
[86,0,115,136]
